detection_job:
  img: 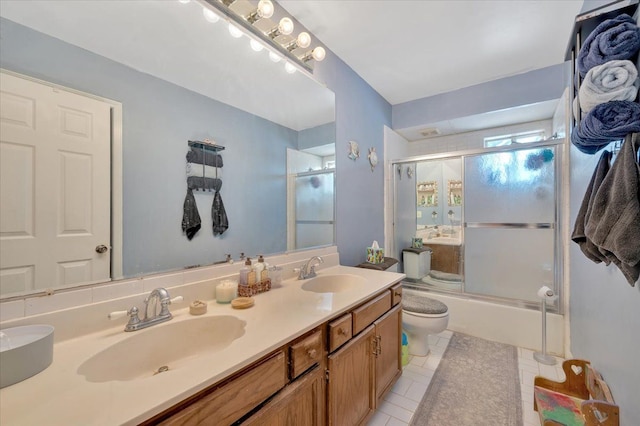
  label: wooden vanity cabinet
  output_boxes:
[327,325,376,425]
[374,304,402,404]
[327,286,403,426]
[143,284,402,426]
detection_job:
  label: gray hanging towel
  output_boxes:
[181,188,201,240]
[585,133,640,286]
[212,186,228,236]
[571,149,612,264]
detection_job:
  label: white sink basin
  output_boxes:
[301,274,366,293]
[1,324,54,388]
[77,315,245,383]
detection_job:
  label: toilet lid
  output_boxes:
[402,293,448,315]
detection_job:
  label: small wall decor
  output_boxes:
[368,147,378,171]
[348,140,360,161]
[407,166,414,178]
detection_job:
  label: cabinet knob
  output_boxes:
[394,291,402,297]
[338,327,347,335]
[307,348,317,359]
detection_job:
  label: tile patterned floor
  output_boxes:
[367,330,565,426]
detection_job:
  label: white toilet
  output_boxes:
[402,290,449,356]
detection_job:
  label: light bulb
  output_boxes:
[228,23,243,38]
[178,0,190,4]
[202,7,220,23]
[311,46,326,61]
[269,51,282,62]
[250,39,263,52]
[278,17,294,36]
[296,32,311,49]
[257,0,274,19]
[284,62,297,74]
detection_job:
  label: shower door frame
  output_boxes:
[391,138,566,314]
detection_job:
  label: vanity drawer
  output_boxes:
[289,329,323,379]
[352,291,392,335]
[328,313,352,353]
[391,283,402,306]
[158,351,286,426]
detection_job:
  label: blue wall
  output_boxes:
[314,53,392,266]
[567,2,640,425]
[393,63,567,130]
[0,18,296,277]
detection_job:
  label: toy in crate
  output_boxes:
[366,240,384,264]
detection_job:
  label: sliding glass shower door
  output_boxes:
[294,170,335,249]
[464,147,559,304]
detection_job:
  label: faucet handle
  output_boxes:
[108,306,139,321]
[170,296,184,304]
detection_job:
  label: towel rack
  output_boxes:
[565,0,639,130]
[188,139,225,152]
[186,139,225,192]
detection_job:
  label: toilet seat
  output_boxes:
[402,293,448,317]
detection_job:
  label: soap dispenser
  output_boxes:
[255,255,267,283]
[239,257,252,285]
[247,258,257,286]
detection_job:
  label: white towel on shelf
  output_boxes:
[573,60,639,120]
[186,163,222,179]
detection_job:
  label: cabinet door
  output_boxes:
[327,325,376,426]
[374,304,402,403]
[242,366,324,426]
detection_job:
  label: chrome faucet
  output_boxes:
[108,287,183,332]
[297,256,324,280]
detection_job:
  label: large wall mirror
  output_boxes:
[0,0,336,299]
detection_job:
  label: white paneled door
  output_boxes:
[0,72,111,296]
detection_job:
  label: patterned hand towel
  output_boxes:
[577,14,640,77]
[212,187,229,236]
[182,188,201,240]
[571,100,640,154]
[573,60,638,120]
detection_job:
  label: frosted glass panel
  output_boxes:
[296,223,333,248]
[295,173,334,222]
[294,171,334,248]
[464,147,556,223]
[464,228,555,304]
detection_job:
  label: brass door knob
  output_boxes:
[96,245,108,254]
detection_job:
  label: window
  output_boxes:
[484,130,546,148]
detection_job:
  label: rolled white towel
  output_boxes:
[186,163,223,179]
[573,60,639,120]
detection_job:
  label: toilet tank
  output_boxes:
[402,248,432,280]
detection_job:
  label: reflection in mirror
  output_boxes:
[287,141,336,251]
[417,181,438,207]
[0,1,335,299]
[447,180,463,207]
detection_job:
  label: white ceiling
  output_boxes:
[281,0,582,140]
[280,0,583,105]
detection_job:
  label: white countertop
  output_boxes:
[0,265,404,426]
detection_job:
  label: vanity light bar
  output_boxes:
[198,0,319,75]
